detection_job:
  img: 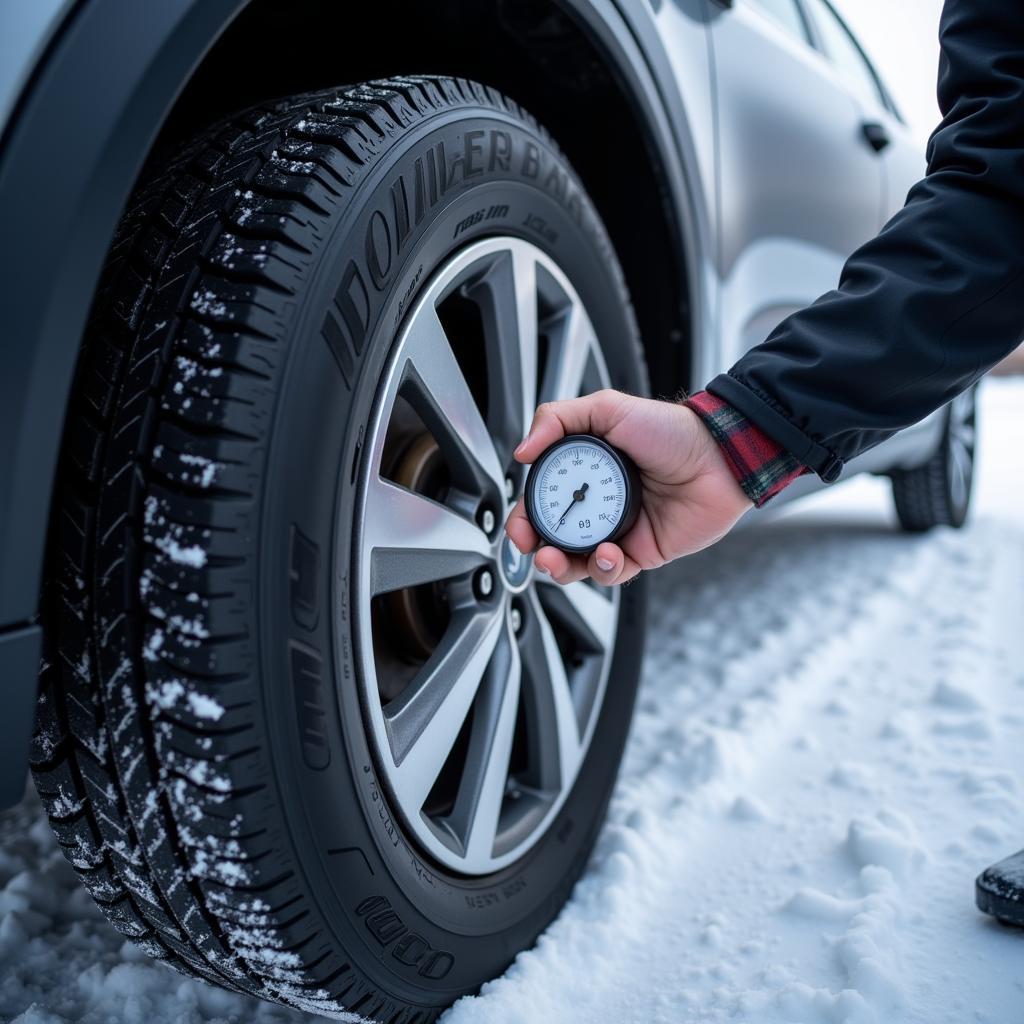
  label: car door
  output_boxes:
[800,0,925,224]
[706,0,887,370]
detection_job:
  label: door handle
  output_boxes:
[861,121,891,153]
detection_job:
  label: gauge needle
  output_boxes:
[555,482,589,531]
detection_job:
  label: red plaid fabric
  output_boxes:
[684,391,806,507]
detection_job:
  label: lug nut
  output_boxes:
[510,605,522,634]
[476,569,494,599]
[481,507,496,535]
[505,476,515,501]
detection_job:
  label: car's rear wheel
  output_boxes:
[891,386,977,532]
[31,77,648,1021]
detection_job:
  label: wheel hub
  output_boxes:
[497,533,532,592]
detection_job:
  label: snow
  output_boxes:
[178,453,219,489]
[186,693,226,722]
[151,536,207,569]
[2,379,1023,1023]
[190,289,228,320]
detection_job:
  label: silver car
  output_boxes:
[0,1,971,1020]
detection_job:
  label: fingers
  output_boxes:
[514,390,629,464]
[533,541,643,587]
[506,500,639,586]
[505,498,538,554]
[588,542,643,586]
[589,542,625,585]
[533,545,583,582]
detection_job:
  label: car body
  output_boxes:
[0,0,939,805]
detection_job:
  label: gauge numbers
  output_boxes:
[525,435,639,554]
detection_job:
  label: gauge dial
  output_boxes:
[524,435,641,554]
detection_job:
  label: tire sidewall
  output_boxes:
[260,106,647,1002]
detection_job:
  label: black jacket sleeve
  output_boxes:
[707,0,1024,482]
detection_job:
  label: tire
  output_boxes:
[891,386,977,532]
[30,77,648,1021]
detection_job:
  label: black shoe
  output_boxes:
[976,849,1024,927]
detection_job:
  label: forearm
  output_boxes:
[711,0,1024,480]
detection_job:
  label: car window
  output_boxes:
[746,0,811,45]
[803,0,886,108]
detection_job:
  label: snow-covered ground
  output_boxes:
[3,380,1022,1024]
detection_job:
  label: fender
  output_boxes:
[0,0,703,806]
[566,0,711,375]
[599,0,715,372]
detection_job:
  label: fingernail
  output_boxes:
[596,557,614,572]
[536,563,550,574]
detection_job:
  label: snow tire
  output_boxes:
[30,78,647,1021]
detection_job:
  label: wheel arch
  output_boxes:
[0,0,699,806]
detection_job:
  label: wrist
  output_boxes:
[683,391,805,508]
[678,404,754,515]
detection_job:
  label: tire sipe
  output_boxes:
[891,386,977,532]
[30,77,648,1020]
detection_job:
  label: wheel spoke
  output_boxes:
[386,608,504,812]
[466,248,539,463]
[447,621,521,864]
[537,577,617,652]
[402,305,505,498]
[540,303,593,405]
[364,477,491,595]
[520,589,581,790]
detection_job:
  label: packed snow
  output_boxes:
[2,379,1022,1024]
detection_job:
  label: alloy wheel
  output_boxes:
[353,238,620,875]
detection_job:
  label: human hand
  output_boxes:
[505,390,752,586]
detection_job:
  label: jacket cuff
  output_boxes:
[706,373,844,483]
[684,391,806,507]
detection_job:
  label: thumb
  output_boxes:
[514,390,631,463]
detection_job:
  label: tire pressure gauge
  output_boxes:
[524,435,641,555]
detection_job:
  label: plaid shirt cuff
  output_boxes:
[684,391,806,507]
